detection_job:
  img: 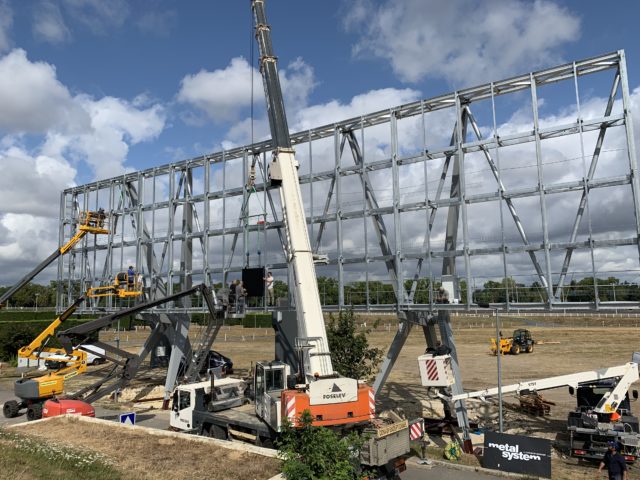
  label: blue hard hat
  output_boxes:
[608,441,618,449]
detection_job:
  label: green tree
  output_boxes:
[0,324,39,361]
[277,410,362,480]
[326,309,382,381]
[316,277,338,305]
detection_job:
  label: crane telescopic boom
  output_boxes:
[252,0,332,380]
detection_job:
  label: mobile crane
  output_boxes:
[170,3,411,477]
[0,210,108,308]
[419,352,640,462]
[249,0,373,428]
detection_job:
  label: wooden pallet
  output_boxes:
[518,393,555,416]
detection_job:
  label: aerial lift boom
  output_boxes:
[56,283,220,404]
[0,211,107,308]
[450,358,640,414]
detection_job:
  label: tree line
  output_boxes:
[2,275,638,309]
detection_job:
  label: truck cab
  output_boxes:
[568,379,640,462]
[170,377,248,432]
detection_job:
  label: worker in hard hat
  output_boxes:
[598,440,628,480]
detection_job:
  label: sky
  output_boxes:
[1,0,640,287]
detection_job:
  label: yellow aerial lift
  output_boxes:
[4,296,90,420]
[86,271,144,298]
[0,210,108,308]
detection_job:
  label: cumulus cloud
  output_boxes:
[177,57,262,124]
[294,87,420,131]
[73,95,166,178]
[0,0,12,53]
[177,56,319,127]
[0,49,89,133]
[0,144,76,216]
[0,48,168,284]
[33,1,71,44]
[343,0,580,85]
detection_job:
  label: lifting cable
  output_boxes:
[243,12,267,268]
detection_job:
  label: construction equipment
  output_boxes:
[0,210,108,309]
[2,296,93,420]
[55,283,222,406]
[170,3,410,478]
[424,352,640,463]
[86,271,144,299]
[6,284,220,421]
[250,0,373,429]
[569,378,639,462]
[490,328,535,355]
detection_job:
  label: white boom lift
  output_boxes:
[418,352,640,462]
[451,359,639,413]
[419,352,639,413]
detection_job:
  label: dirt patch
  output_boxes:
[21,316,640,479]
[14,416,280,480]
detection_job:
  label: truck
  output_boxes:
[568,378,639,463]
[170,369,410,477]
[425,352,640,463]
[170,2,411,478]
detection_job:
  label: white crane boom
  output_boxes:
[251,0,332,380]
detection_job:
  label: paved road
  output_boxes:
[401,458,503,479]
[1,377,500,479]
[0,376,169,429]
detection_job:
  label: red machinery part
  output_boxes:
[42,399,95,418]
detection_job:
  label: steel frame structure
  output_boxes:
[58,50,640,314]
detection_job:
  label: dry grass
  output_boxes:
[14,416,280,480]
[14,314,640,479]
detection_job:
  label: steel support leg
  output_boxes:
[373,311,413,397]
[437,310,472,453]
[162,313,191,408]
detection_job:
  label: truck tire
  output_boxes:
[511,344,520,355]
[208,424,227,440]
[525,344,534,353]
[3,400,19,418]
[257,435,274,449]
[26,403,43,421]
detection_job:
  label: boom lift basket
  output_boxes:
[417,354,455,387]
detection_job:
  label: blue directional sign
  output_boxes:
[119,412,136,425]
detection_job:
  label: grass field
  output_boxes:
[6,312,640,479]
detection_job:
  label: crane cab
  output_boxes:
[254,361,291,431]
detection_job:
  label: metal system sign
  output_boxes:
[483,431,551,478]
[58,51,640,313]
